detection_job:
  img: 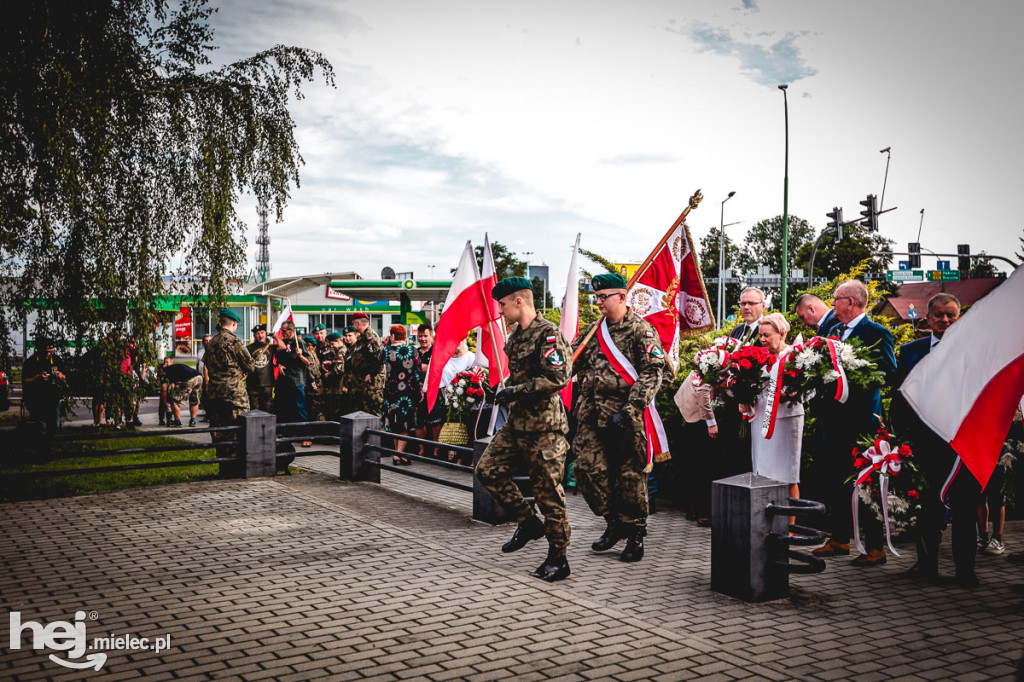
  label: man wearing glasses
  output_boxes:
[571,273,666,563]
[812,279,896,566]
[729,287,766,345]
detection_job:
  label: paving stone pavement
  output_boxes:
[1,455,1022,681]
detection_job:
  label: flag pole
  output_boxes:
[571,189,703,363]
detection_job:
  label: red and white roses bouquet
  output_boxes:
[778,335,885,405]
[849,430,921,554]
[444,367,491,421]
[726,344,777,406]
[691,336,742,388]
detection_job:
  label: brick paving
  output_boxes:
[1,455,1022,680]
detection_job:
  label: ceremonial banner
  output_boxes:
[625,219,714,373]
[426,241,493,412]
[559,234,582,409]
[473,234,510,387]
[901,265,1024,488]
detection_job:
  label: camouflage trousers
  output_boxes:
[349,390,383,418]
[206,398,246,458]
[475,427,570,557]
[247,387,273,413]
[574,420,649,529]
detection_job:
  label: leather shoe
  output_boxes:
[619,527,646,563]
[530,554,571,582]
[812,539,850,556]
[955,572,980,588]
[591,519,624,552]
[501,516,545,553]
[902,563,938,580]
[852,549,887,566]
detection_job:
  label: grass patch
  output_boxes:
[0,434,220,502]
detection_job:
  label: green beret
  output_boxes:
[491,276,533,301]
[326,332,342,341]
[591,273,628,291]
[302,335,315,345]
[312,324,326,332]
[219,308,241,323]
[343,325,356,334]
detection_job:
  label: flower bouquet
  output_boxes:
[726,344,776,406]
[776,335,885,405]
[848,429,921,554]
[443,367,491,423]
[691,336,742,388]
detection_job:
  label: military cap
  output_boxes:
[326,332,342,341]
[302,335,316,346]
[351,312,369,321]
[219,308,241,323]
[312,323,326,332]
[591,273,628,291]
[251,324,267,333]
[491,276,533,300]
[343,325,357,334]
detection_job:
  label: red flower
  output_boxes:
[738,359,752,370]
[851,447,859,458]
[898,444,911,456]
[907,490,920,501]
[877,428,891,440]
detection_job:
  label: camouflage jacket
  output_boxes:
[505,315,572,434]
[246,340,275,388]
[347,327,386,396]
[573,309,666,427]
[305,347,322,394]
[205,328,255,409]
[317,343,345,394]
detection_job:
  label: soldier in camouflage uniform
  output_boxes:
[246,324,275,412]
[303,335,324,420]
[338,325,358,416]
[319,332,346,420]
[308,324,329,420]
[475,277,573,582]
[204,309,255,455]
[346,313,385,416]
[572,273,666,562]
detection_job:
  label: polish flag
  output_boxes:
[559,234,581,408]
[426,242,494,412]
[901,265,1024,489]
[473,234,510,387]
[271,302,293,334]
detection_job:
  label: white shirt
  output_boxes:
[840,313,867,340]
[815,309,833,330]
[930,333,942,349]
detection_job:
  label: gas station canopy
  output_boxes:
[327,279,452,303]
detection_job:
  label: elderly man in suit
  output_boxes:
[729,287,766,345]
[891,293,981,586]
[794,293,840,337]
[812,279,897,565]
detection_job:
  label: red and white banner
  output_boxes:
[271,302,293,334]
[426,241,494,412]
[597,319,668,468]
[559,233,582,409]
[625,221,714,373]
[901,265,1024,489]
[473,234,509,387]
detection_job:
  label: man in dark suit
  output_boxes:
[892,293,980,586]
[795,293,840,337]
[729,287,766,344]
[812,280,897,565]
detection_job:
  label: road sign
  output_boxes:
[936,260,951,271]
[907,308,918,320]
[927,270,961,282]
[898,261,910,270]
[886,270,924,282]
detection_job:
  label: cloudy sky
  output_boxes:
[209,0,1023,299]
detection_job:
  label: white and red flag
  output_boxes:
[901,265,1024,489]
[625,214,715,373]
[559,234,582,408]
[473,234,510,387]
[271,301,294,334]
[426,241,494,413]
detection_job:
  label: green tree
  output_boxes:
[1016,226,1024,262]
[698,227,744,319]
[969,252,999,278]
[473,242,528,279]
[736,215,816,303]
[794,226,894,283]
[1,1,333,378]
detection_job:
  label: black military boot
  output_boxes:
[501,516,545,553]
[530,548,571,582]
[619,526,645,562]
[591,517,624,552]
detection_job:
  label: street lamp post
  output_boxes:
[778,84,790,310]
[718,191,736,325]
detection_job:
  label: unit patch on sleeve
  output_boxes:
[544,347,565,366]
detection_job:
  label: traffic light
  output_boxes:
[958,244,971,277]
[826,207,844,240]
[859,194,878,231]
[908,242,921,268]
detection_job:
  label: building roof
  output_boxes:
[876,277,1003,321]
[243,272,361,300]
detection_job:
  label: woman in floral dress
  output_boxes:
[382,325,423,465]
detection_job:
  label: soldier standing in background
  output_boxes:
[338,325,358,416]
[572,273,666,563]
[246,324,274,412]
[320,332,346,420]
[309,324,328,420]
[203,309,254,455]
[347,313,385,416]
[303,335,323,421]
[475,277,573,583]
